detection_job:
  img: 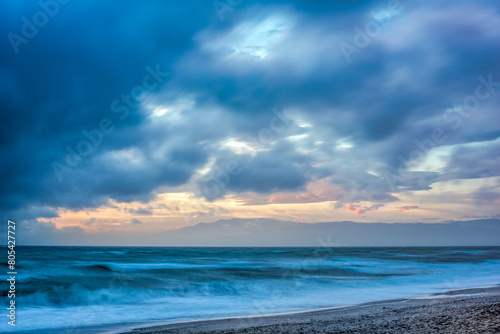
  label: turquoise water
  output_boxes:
[1,246,500,333]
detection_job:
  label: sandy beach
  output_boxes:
[119,286,500,334]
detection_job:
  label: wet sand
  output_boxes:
[119,286,500,334]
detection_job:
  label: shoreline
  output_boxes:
[116,285,500,334]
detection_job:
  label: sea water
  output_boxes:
[1,246,500,333]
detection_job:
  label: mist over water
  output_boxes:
[2,246,500,333]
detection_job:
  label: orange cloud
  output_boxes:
[344,203,384,217]
[395,206,419,212]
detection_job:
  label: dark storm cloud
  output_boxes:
[1,0,500,221]
[0,0,215,213]
[198,140,331,200]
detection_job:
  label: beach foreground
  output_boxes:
[120,286,500,334]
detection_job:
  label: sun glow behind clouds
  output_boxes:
[222,138,256,155]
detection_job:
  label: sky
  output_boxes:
[1,0,500,245]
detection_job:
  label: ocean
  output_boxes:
[2,246,500,333]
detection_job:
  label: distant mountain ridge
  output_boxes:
[162,218,500,247]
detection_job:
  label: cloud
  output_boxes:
[440,139,500,182]
[458,213,500,220]
[130,218,143,225]
[197,140,331,200]
[472,181,500,205]
[5,206,59,221]
[395,206,419,212]
[127,207,153,215]
[3,219,86,246]
[1,0,500,231]
[344,203,384,217]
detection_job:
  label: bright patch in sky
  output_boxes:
[336,139,354,151]
[205,14,292,59]
[408,145,453,172]
[144,97,195,119]
[222,138,256,155]
[106,148,144,164]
